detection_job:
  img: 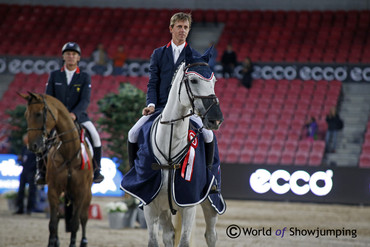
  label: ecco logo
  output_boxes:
[250,169,333,196]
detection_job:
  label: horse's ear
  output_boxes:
[201,45,213,63]
[18,92,30,101]
[185,45,194,66]
[28,92,40,100]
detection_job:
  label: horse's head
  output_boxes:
[19,92,58,154]
[178,46,223,130]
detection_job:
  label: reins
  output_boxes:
[152,117,203,170]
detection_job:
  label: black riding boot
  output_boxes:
[35,154,46,185]
[128,141,138,168]
[204,140,218,193]
[93,146,104,183]
[204,140,215,169]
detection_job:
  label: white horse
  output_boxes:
[145,53,224,246]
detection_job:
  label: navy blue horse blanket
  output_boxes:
[120,113,226,214]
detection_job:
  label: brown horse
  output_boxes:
[20,92,93,247]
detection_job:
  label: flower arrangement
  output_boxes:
[105,201,128,213]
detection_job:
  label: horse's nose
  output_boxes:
[31,143,39,152]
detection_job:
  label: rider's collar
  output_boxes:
[61,66,80,74]
[167,41,188,48]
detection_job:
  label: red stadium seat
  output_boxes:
[294,152,309,166]
[308,152,323,166]
[297,140,312,153]
[266,151,281,165]
[312,141,326,154]
[359,154,370,168]
[280,150,294,165]
[252,150,267,164]
[284,140,298,152]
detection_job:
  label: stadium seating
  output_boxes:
[1,5,366,166]
[215,78,341,166]
[0,4,369,63]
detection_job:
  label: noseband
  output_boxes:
[160,62,219,124]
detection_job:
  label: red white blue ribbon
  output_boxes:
[181,130,198,181]
[80,128,91,170]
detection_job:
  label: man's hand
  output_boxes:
[142,106,155,116]
[70,112,76,121]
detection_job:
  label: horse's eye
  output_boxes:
[35,112,42,118]
[190,79,198,84]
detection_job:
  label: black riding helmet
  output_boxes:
[62,42,81,55]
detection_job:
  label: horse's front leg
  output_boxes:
[201,200,218,247]
[79,192,91,247]
[69,232,77,247]
[48,189,60,247]
[68,201,82,247]
[144,205,160,247]
[178,206,196,247]
[159,210,175,247]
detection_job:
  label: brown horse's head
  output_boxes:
[19,92,58,154]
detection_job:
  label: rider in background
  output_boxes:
[36,42,104,184]
[127,12,215,169]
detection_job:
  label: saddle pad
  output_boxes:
[120,112,226,214]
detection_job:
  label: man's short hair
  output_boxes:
[170,12,192,28]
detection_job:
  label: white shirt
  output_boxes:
[65,66,77,85]
[171,40,185,64]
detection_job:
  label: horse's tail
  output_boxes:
[64,194,74,232]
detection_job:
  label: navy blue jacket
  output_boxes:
[19,146,36,173]
[45,66,91,123]
[146,42,200,110]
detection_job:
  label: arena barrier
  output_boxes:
[221,163,370,205]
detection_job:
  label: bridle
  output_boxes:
[153,62,220,168]
[160,62,219,125]
[26,94,78,153]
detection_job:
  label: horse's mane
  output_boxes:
[31,93,71,115]
[170,62,185,86]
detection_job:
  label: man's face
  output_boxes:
[170,19,190,45]
[63,51,80,66]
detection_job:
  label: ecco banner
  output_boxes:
[0,56,150,77]
[1,56,369,82]
[221,164,370,205]
[245,63,370,82]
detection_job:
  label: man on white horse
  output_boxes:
[128,12,215,169]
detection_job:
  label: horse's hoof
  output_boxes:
[48,237,60,247]
[80,237,88,247]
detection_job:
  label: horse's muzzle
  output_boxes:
[28,136,46,154]
[201,97,223,130]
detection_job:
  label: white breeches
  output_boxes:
[128,114,214,143]
[81,121,101,147]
